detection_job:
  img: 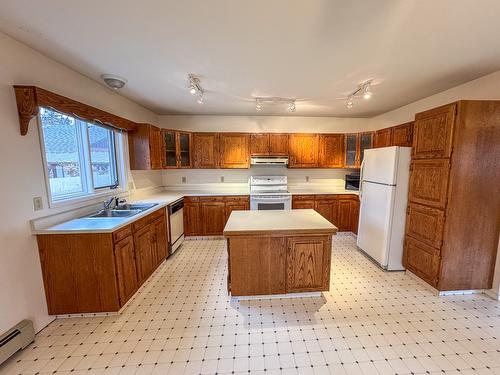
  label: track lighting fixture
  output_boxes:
[254,97,297,112]
[345,80,374,109]
[188,74,205,104]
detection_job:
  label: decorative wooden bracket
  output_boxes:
[14,86,39,136]
[13,85,138,136]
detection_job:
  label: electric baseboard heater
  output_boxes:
[0,320,35,366]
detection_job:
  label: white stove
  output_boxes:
[250,176,291,210]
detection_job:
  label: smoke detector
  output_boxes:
[101,74,127,90]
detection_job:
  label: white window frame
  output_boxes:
[38,107,128,209]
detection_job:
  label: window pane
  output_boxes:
[40,108,85,199]
[88,124,118,189]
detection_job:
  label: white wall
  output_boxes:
[159,115,375,133]
[372,70,500,127]
[0,32,161,334]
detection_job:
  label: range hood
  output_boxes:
[251,156,289,166]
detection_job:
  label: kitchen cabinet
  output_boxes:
[412,104,456,159]
[219,133,250,168]
[318,134,344,168]
[183,197,201,236]
[36,208,168,314]
[374,127,392,148]
[391,122,413,147]
[114,235,139,305]
[404,100,500,291]
[163,130,192,168]
[286,236,331,292]
[129,123,164,170]
[193,132,219,168]
[269,133,289,155]
[200,198,226,235]
[251,133,289,156]
[291,194,359,233]
[288,134,319,168]
[184,196,250,236]
[344,132,373,168]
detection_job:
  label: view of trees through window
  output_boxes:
[40,108,119,201]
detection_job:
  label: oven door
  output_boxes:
[250,195,292,210]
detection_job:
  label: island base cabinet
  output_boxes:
[286,237,331,292]
[227,234,332,296]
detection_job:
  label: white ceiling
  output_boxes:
[1,0,500,117]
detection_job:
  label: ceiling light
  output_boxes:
[196,95,204,104]
[363,83,373,100]
[101,74,127,90]
[346,80,374,108]
[254,97,297,112]
[188,74,204,100]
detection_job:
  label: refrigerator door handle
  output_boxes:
[359,159,365,200]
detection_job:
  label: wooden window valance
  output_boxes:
[13,85,138,135]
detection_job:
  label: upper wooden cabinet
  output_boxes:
[374,128,392,148]
[344,132,373,168]
[250,133,289,156]
[193,133,219,168]
[219,133,251,168]
[129,124,164,170]
[391,122,413,147]
[318,134,344,168]
[269,134,289,155]
[163,130,192,168]
[250,133,269,156]
[413,103,456,159]
[288,134,319,168]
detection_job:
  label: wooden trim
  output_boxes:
[13,85,138,135]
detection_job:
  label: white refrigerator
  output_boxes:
[356,146,412,271]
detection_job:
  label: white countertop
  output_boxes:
[223,209,337,235]
[34,187,357,234]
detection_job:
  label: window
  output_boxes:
[39,107,122,204]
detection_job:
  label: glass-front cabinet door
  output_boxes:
[163,130,177,168]
[345,132,373,168]
[345,134,358,168]
[359,132,373,165]
[178,132,191,168]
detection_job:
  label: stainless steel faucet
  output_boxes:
[103,196,117,210]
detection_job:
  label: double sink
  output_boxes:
[89,203,159,218]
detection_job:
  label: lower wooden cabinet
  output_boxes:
[291,194,359,233]
[286,236,331,292]
[36,208,169,315]
[114,236,139,304]
[183,196,250,236]
[404,236,441,287]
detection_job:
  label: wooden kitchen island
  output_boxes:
[224,209,337,296]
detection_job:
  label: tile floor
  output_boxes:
[1,233,500,375]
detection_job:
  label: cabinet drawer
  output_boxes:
[293,195,316,201]
[113,225,132,243]
[404,236,441,287]
[132,209,164,232]
[406,204,445,248]
[224,195,249,202]
[184,196,200,203]
[409,159,450,209]
[199,196,225,202]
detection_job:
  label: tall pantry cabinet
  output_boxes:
[403,101,500,291]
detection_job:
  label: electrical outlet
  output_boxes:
[181,176,187,183]
[220,176,225,183]
[305,176,310,182]
[33,196,43,211]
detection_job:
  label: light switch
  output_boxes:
[33,197,43,211]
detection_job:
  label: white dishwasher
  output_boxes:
[168,198,184,254]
